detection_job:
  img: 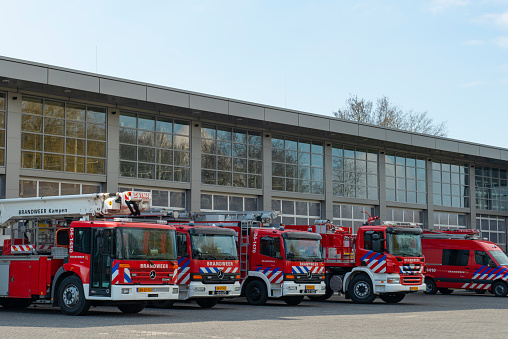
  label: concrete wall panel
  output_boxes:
[329,119,359,136]
[299,114,329,131]
[100,78,146,101]
[412,135,435,149]
[436,139,459,153]
[147,87,189,108]
[386,130,412,145]
[458,143,480,156]
[501,150,508,161]
[265,108,298,126]
[48,69,99,92]
[0,59,47,83]
[479,147,501,159]
[229,102,264,120]
[190,95,228,114]
[359,125,386,140]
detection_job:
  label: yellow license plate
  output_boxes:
[305,285,315,290]
[410,286,418,291]
[215,286,227,291]
[137,288,152,293]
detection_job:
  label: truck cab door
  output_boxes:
[90,228,113,297]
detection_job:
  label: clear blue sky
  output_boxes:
[1,0,507,148]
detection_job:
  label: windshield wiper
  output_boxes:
[147,259,155,266]
[224,255,237,260]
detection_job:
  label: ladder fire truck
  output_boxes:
[422,229,508,297]
[183,211,327,306]
[0,192,180,315]
[285,217,426,303]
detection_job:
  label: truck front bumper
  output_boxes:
[111,284,179,301]
[282,281,326,296]
[181,281,241,300]
[373,275,425,294]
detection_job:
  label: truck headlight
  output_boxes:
[173,288,179,294]
[195,287,206,292]
[235,286,241,291]
[121,288,131,294]
[287,286,297,291]
[321,285,326,290]
[387,278,400,284]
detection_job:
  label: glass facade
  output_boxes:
[21,97,107,174]
[201,193,258,211]
[477,214,506,251]
[272,136,324,194]
[201,125,262,188]
[19,179,101,197]
[332,146,378,199]
[333,204,375,233]
[386,207,424,224]
[118,186,186,209]
[475,166,508,211]
[271,199,321,225]
[432,162,469,208]
[385,153,426,204]
[119,112,190,182]
[433,211,468,229]
[0,92,5,166]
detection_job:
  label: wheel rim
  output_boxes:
[249,286,261,301]
[495,284,506,295]
[425,282,433,293]
[354,281,370,299]
[62,284,80,308]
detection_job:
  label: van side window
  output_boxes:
[260,236,281,258]
[475,251,491,266]
[442,249,469,266]
[177,233,188,258]
[363,231,384,251]
[74,227,91,254]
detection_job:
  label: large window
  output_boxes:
[332,146,378,199]
[475,166,507,211]
[432,161,469,208]
[477,214,506,251]
[0,92,5,166]
[201,193,258,211]
[433,211,468,229]
[201,125,262,188]
[332,204,375,233]
[385,153,426,204]
[19,179,101,197]
[119,113,190,182]
[272,136,324,194]
[21,97,106,174]
[118,186,186,210]
[271,199,321,225]
[386,207,424,224]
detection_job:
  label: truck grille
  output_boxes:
[402,276,422,285]
[399,264,423,275]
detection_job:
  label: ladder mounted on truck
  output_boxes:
[0,191,152,255]
[422,229,481,240]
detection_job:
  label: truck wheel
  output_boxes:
[438,288,453,295]
[308,288,334,301]
[58,276,90,316]
[492,281,508,297]
[118,301,147,313]
[195,297,219,308]
[475,289,486,295]
[283,296,304,305]
[424,278,438,295]
[0,298,32,309]
[245,280,268,306]
[148,300,175,308]
[348,274,376,304]
[379,293,405,304]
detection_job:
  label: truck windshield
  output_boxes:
[190,234,238,260]
[118,227,176,260]
[490,251,508,266]
[386,233,422,257]
[283,238,323,262]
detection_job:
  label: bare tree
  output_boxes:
[333,95,447,137]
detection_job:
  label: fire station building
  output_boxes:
[1,55,507,250]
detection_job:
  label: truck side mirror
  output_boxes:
[372,238,385,253]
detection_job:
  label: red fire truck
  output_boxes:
[0,192,179,315]
[285,218,426,303]
[148,223,240,308]
[422,229,508,297]
[186,214,326,306]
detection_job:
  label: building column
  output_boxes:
[324,143,333,220]
[106,108,120,192]
[5,92,22,198]
[189,120,202,212]
[425,158,434,229]
[378,153,387,223]
[469,164,476,229]
[261,133,272,211]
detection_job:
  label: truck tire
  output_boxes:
[58,276,91,316]
[282,296,304,305]
[245,280,268,306]
[118,301,147,313]
[195,297,219,308]
[0,298,32,309]
[492,281,508,297]
[379,293,405,304]
[424,278,438,295]
[348,274,376,304]
[308,288,334,301]
[438,288,453,295]
[148,300,175,308]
